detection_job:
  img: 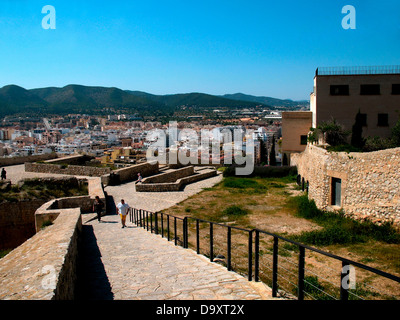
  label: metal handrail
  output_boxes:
[128,207,400,300]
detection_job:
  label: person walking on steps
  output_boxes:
[116,199,130,228]
[93,196,104,222]
[1,168,6,180]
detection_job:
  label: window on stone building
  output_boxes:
[331,178,342,207]
[377,113,389,127]
[330,85,349,96]
[300,135,308,145]
[392,84,400,95]
[360,84,380,95]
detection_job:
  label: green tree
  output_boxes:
[258,137,268,164]
[351,110,365,149]
[269,135,277,166]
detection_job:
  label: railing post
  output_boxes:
[227,227,232,271]
[183,217,188,249]
[272,236,279,297]
[248,230,253,281]
[298,246,305,301]
[209,223,214,262]
[167,215,170,241]
[139,210,142,227]
[174,217,177,245]
[146,211,149,231]
[196,219,200,254]
[161,213,164,238]
[150,212,153,233]
[340,261,350,301]
[154,212,158,235]
[255,230,260,282]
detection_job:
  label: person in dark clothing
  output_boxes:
[93,196,104,222]
[1,168,6,180]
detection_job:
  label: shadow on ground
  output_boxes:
[76,225,114,300]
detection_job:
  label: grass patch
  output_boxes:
[222,205,249,217]
[222,177,268,194]
[287,195,400,246]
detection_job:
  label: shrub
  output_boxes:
[318,119,350,146]
[363,136,394,152]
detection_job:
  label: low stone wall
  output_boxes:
[0,208,82,300]
[101,161,159,185]
[291,145,400,226]
[136,169,217,192]
[0,153,58,167]
[35,178,105,231]
[142,166,194,184]
[25,162,111,177]
[44,154,90,165]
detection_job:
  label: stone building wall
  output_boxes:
[291,145,400,226]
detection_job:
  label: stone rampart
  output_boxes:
[0,153,58,167]
[142,166,194,184]
[291,145,400,226]
[44,154,91,165]
[136,169,217,192]
[0,208,82,300]
[34,177,105,231]
[0,176,106,300]
[25,162,111,177]
[101,161,159,185]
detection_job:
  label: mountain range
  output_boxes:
[0,84,309,118]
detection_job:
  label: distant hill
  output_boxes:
[222,93,309,108]
[125,90,266,109]
[0,85,49,116]
[0,84,305,118]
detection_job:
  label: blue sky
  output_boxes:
[1,0,399,100]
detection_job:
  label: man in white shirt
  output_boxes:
[116,199,130,228]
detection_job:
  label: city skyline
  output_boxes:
[1,0,400,101]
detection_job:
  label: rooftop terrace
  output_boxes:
[316,65,400,76]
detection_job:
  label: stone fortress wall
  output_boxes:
[291,145,400,226]
[0,153,58,167]
[136,166,218,192]
[0,176,105,299]
[0,158,219,299]
[25,154,111,177]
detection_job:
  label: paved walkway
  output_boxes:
[78,213,275,300]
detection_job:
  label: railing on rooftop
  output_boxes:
[129,208,400,301]
[316,65,400,76]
